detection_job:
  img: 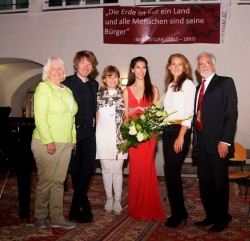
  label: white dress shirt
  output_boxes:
[163,79,196,129]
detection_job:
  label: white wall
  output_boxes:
[0,2,249,175]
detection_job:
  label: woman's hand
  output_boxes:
[174,136,184,153]
[174,125,188,153]
[47,142,56,155]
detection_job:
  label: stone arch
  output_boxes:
[0,58,43,117]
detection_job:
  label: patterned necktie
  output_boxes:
[196,79,206,131]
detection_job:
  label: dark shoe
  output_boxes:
[68,211,81,220]
[195,218,214,226]
[165,214,188,228]
[209,223,228,232]
[227,214,232,223]
[209,214,232,233]
[68,211,93,223]
[20,217,30,224]
[76,214,93,223]
[80,213,93,223]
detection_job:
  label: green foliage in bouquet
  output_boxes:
[118,95,185,154]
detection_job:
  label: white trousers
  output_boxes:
[100,159,124,201]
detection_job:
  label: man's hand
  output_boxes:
[218,142,229,158]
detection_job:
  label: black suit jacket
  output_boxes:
[193,74,238,155]
[63,74,99,125]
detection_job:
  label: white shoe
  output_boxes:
[104,197,113,213]
[51,220,76,229]
[113,201,122,215]
[34,218,47,229]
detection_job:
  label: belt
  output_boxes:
[76,124,94,129]
[163,123,181,132]
[169,121,182,125]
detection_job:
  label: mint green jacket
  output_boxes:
[32,81,78,145]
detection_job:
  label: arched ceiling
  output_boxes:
[0,58,43,117]
[0,58,43,82]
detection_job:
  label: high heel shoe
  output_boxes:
[165,214,188,228]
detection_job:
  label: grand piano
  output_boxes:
[0,107,35,220]
[0,113,35,171]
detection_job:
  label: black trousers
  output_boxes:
[162,125,191,218]
[197,132,230,224]
[69,127,96,216]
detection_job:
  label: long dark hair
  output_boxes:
[165,53,193,92]
[127,56,154,102]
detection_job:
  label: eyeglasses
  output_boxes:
[198,61,211,67]
[50,68,63,72]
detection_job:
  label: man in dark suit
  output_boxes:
[63,50,99,223]
[193,52,238,232]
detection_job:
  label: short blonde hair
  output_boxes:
[42,57,66,81]
[99,65,121,92]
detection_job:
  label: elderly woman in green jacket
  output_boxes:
[31,57,78,229]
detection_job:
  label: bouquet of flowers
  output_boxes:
[118,95,183,154]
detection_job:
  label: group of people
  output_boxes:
[30,50,238,233]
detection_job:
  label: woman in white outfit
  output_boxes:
[96,65,128,215]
